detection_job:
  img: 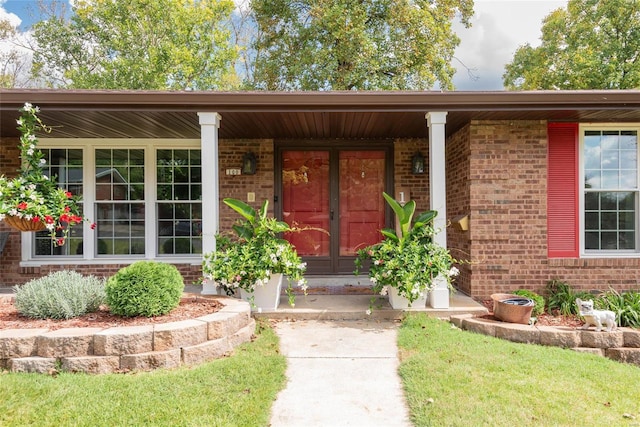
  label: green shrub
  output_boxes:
[545,279,593,316]
[13,270,106,319]
[596,289,640,328]
[105,261,184,317]
[511,289,545,317]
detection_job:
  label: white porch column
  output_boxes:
[198,112,222,295]
[426,111,450,309]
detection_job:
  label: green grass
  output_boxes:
[398,314,640,427]
[0,321,286,427]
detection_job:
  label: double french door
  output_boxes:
[277,145,392,274]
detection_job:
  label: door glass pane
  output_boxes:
[282,151,330,256]
[339,151,385,256]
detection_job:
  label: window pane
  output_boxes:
[619,192,635,210]
[585,232,600,250]
[620,231,636,249]
[585,192,599,210]
[602,170,619,188]
[619,211,635,230]
[585,212,599,230]
[584,170,600,189]
[156,149,202,255]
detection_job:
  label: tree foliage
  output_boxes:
[249,0,474,91]
[30,0,238,90]
[503,0,640,90]
[0,17,34,88]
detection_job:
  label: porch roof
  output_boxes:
[1,89,640,140]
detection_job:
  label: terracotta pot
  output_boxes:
[491,293,534,325]
[3,215,46,232]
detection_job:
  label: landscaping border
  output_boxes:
[451,314,640,367]
[0,297,255,374]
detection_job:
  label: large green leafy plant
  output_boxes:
[202,198,307,306]
[355,192,459,305]
[0,103,92,246]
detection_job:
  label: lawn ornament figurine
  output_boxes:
[575,298,617,332]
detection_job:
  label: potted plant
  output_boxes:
[0,103,92,246]
[202,198,307,310]
[355,192,459,310]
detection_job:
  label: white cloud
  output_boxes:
[0,0,22,28]
[453,0,568,90]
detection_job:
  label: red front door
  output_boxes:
[280,148,388,274]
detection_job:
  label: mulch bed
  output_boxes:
[0,295,223,331]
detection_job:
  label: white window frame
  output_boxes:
[579,123,640,258]
[20,139,202,267]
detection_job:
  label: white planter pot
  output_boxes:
[240,273,283,311]
[387,286,428,309]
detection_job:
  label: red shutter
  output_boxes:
[547,123,579,258]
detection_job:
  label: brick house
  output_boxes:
[1,89,640,308]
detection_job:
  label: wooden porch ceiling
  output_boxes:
[1,90,640,140]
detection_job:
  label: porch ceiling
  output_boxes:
[1,89,640,140]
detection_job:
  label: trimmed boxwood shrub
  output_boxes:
[105,261,184,317]
[511,289,545,317]
[13,270,106,319]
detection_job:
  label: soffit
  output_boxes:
[1,90,640,140]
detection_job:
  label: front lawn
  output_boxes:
[0,321,286,427]
[398,314,640,426]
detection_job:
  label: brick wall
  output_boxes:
[464,120,549,298]
[0,138,24,285]
[218,139,275,233]
[393,139,429,213]
[445,125,472,294]
[461,120,640,299]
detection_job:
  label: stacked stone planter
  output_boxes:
[451,314,640,367]
[0,297,254,374]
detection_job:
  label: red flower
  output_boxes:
[90,222,97,230]
[31,216,41,223]
[17,202,28,210]
[64,206,70,213]
[56,238,65,246]
[60,214,70,223]
[65,191,72,198]
[44,215,54,224]
[71,215,82,223]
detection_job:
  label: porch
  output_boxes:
[196,275,488,321]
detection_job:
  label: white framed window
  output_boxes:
[580,126,640,255]
[156,149,202,255]
[24,139,201,265]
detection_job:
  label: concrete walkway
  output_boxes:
[269,320,412,427]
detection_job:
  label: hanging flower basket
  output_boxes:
[3,215,46,232]
[0,103,94,246]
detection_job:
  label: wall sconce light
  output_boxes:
[411,152,425,174]
[242,152,257,175]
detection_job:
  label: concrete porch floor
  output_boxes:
[252,291,488,321]
[250,275,489,321]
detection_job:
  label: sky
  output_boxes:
[0,0,569,91]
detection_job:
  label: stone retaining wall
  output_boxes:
[451,314,640,367]
[0,297,254,374]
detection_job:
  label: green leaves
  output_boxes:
[250,0,473,90]
[31,0,238,89]
[504,0,640,90]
